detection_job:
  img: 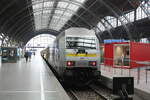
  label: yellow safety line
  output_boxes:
[66,53,97,57]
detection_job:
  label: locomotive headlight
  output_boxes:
[89,61,97,66]
[66,61,75,66]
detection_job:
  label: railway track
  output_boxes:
[67,88,105,100]
[88,83,113,100]
[66,82,113,100]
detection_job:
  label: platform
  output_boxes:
[0,54,70,100]
[100,65,150,98]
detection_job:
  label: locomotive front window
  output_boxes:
[66,37,96,49]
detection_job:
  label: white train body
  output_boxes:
[47,27,101,82]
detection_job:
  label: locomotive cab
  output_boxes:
[64,28,101,82]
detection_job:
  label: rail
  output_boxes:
[88,84,112,100]
[66,86,108,100]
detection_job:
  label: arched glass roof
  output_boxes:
[32,0,86,31]
[26,34,56,48]
[96,0,150,33]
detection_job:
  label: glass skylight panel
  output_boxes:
[57,20,67,26]
[50,24,56,28]
[32,0,85,31]
[34,16,41,22]
[67,4,79,11]
[56,25,64,30]
[41,24,47,27]
[41,21,48,26]
[42,19,49,24]
[35,26,40,30]
[42,13,50,17]
[51,18,57,23]
[34,11,42,15]
[57,25,64,29]
[60,16,69,21]
[1,33,4,37]
[35,18,41,27]
[43,10,51,14]
[41,25,47,28]
[97,22,105,31]
[44,1,54,8]
[34,16,41,20]
[49,26,56,30]
[55,20,67,27]
[33,8,42,13]
[32,0,42,4]
[57,2,69,8]
[64,12,73,17]
[74,0,86,3]
[55,10,64,14]
[53,14,68,20]
[119,16,128,24]
[50,18,58,26]
[36,26,40,29]
[33,3,43,10]
[56,22,64,27]
[35,21,41,26]
[49,23,55,27]
[43,7,53,11]
[125,11,134,22]
[53,16,61,20]
[0,35,3,39]
[53,27,61,31]
[42,15,49,19]
[59,22,66,27]
[51,19,57,24]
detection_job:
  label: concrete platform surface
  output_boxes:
[100,65,150,99]
[0,54,70,100]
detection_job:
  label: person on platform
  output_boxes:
[24,51,29,62]
[33,52,35,56]
[28,51,32,61]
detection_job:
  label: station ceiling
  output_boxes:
[0,0,147,45]
[100,17,150,40]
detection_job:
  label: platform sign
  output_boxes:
[113,77,134,95]
[104,39,128,43]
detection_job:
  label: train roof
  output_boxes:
[65,27,96,37]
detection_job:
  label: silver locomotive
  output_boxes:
[42,27,101,83]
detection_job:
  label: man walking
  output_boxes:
[28,51,32,61]
[24,51,29,62]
